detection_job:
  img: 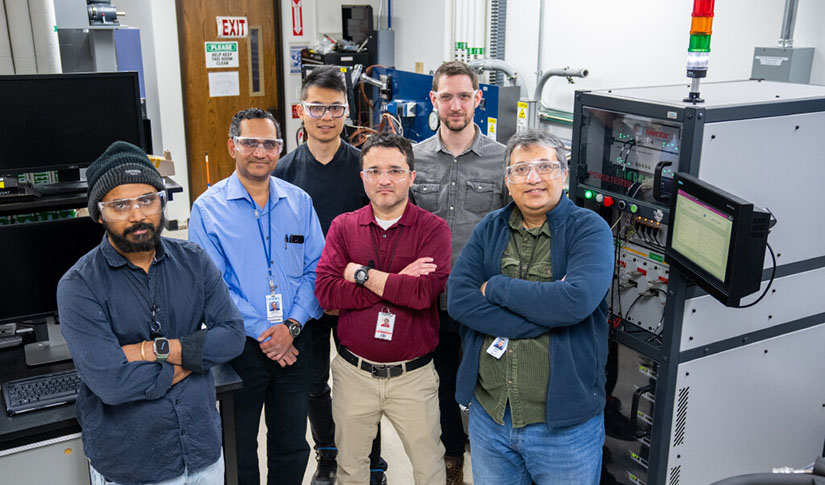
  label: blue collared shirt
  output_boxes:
[189,172,324,339]
[57,235,245,484]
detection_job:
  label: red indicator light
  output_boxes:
[692,0,715,17]
[603,196,614,207]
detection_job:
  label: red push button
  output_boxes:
[603,196,614,207]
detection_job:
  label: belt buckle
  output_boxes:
[370,364,391,379]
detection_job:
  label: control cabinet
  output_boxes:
[570,80,825,484]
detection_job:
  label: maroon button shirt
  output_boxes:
[315,202,451,362]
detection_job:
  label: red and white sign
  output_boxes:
[216,17,248,38]
[291,0,303,36]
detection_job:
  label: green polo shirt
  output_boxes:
[475,207,552,428]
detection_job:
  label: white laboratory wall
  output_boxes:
[504,0,825,119]
[114,0,190,224]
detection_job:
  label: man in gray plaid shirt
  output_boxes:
[412,60,508,485]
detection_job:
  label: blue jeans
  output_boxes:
[468,397,604,485]
[89,451,224,485]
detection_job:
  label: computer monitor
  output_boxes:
[0,217,104,364]
[665,173,771,307]
[0,72,144,175]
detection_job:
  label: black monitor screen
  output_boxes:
[665,173,770,307]
[670,188,734,283]
[0,217,104,323]
[0,72,144,174]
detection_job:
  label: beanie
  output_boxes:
[86,141,166,221]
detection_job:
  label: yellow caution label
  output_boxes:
[0,181,4,189]
[517,101,528,119]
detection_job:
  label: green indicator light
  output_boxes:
[688,34,711,52]
[630,204,638,213]
[584,190,593,199]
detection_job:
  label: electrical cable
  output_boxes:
[732,242,776,309]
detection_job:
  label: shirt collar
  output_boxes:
[226,171,286,209]
[509,206,551,237]
[100,232,168,269]
[357,200,418,228]
[435,124,483,157]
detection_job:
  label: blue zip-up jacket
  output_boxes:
[447,194,613,428]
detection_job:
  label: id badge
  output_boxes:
[374,307,395,341]
[486,337,509,359]
[266,293,283,323]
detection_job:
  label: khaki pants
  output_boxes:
[332,351,446,485]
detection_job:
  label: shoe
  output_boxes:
[445,455,464,485]
[370,469,388,485]
[311,451,337,485]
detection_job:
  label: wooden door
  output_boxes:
[176,0,285,204]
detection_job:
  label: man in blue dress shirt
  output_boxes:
[190,108,325,485]
[58,141,246,485]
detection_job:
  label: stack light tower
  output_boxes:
[685,0,715,103]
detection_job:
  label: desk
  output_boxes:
[0,345,242,484]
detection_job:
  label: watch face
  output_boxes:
[156,339,169,354]
[289,323,301,337]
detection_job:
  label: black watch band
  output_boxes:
[354,265,370,286]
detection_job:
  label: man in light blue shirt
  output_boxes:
[189,108,324,484]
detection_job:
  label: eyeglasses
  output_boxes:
[505,160,564,183]
[361,168,411,181]
[301,102,348,119]
[435,90,477,104]
[233,137,283,153]
[98,191,166,221]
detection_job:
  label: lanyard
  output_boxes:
[511,228,541,280]
[255,199,277,294]
[369,225,404,272]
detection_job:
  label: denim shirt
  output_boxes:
[57,235,245,484]
[412,125,508,269]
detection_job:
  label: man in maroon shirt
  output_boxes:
[315,133,451,485]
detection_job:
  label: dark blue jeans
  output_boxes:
[433,311,467,458]
[231,332,311,485]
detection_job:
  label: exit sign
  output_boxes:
[216,16,248,38]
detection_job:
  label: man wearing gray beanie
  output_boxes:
[57,140,245,484]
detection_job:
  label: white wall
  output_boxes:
[114,0,190,225]
[504,0,825,117]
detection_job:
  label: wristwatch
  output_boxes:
[153,337,170,362]
[354,265,370,286]
[287,321,302,338]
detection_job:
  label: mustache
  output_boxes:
[123,222,156,237]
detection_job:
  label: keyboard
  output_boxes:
[2,369,81,415]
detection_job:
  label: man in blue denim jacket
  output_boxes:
[447,130,613,485]
[58,141,245,485]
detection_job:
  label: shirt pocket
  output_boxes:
[411,182,440,212]
[282,242,305,278]
[464,180,497,214]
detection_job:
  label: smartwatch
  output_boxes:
[153,337,170,362]
[354,265,370,286]
[287,321,302,338]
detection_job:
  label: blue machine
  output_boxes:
[369,67,519,144]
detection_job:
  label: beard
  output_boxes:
[439,110,473,132]
[104,215,165,253]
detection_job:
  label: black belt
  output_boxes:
[338,346,432,379]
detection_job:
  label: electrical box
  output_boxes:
[570,80,825,485]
